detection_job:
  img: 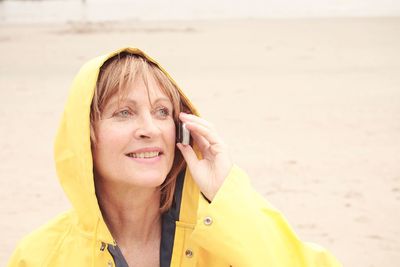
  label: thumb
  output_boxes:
[177,143,199,168]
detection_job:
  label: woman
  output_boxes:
[8,47,341,267]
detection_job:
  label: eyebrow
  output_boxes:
[107,97,172,109]
[151,97,172,106]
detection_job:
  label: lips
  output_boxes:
[125,147,163,159]
[127,151,160,158]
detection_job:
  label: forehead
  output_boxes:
[96,54,179,114]
[109,74,172,107]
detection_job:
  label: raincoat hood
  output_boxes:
[54,47,200,244]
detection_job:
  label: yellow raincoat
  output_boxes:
[8,47,341,267]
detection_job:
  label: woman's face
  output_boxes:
[92,75,176,188]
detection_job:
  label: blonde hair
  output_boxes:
[90,52,191,213]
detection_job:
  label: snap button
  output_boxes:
[203,216,213,226]
[107,260,113,267]
[185,249,193,258]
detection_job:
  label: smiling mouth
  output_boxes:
[126,151,162,159]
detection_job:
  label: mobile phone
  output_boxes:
[177,122,190,145]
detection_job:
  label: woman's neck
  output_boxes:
[95,179,162,248]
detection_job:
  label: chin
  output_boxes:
[128,173,168,188]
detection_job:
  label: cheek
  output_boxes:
[163,121,176,149]
[95,124,130,155]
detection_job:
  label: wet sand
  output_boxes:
[1,18,399,266]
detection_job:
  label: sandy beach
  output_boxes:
[1,17,399,266]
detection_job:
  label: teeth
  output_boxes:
[129,151,160,158]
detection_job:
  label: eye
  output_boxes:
[155,107,170,118]
[115,109,133,118]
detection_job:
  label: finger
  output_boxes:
[176,143,199,168]
[179,113,215,131]
[184,121,222,146]
[190,131,213,158]
[191,131,210,151]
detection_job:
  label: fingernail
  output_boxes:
[177,143,187,148]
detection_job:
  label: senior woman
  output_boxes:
[8,47,341,267]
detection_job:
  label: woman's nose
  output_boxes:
[134,113,161,139]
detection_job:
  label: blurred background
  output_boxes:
[1,0,400,22]
[1,1,399,266]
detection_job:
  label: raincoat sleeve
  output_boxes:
[191,165,342,267]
